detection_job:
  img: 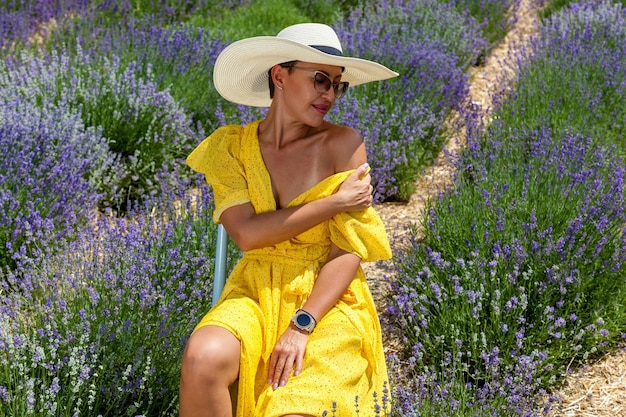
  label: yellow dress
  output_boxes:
[186,120,392,417]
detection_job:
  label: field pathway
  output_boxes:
[364,1,626,415]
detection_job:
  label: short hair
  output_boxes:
[268,61,298,98]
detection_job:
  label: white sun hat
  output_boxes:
[212,22,399,107]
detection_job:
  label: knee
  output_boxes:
[181,327,240,384]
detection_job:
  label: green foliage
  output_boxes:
[442,0,514,47]
[72,60,197,208]
[497,2,626,157]
[187,0,367,41]
[189,0,317,41]
[497,61,626,156]
[540,0,626,20]
[84,0,229,23]
[291,0,363,22]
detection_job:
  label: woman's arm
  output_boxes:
[268,242,361,389]
[299,244,360,321]
[220,163,372,251]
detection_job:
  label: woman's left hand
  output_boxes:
[268,324,309,389]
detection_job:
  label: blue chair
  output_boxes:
[212,224,229,306]
[212,224,240,408]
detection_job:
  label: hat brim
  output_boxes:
[213,36,399,107]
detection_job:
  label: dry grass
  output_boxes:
[548,347,626,416]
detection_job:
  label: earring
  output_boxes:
[276,85,283,90]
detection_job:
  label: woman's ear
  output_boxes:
[271,65,284,87]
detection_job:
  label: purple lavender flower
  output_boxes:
[0,91,115,268]
[0,181,230,415]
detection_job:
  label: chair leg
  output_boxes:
[212,224,229,306]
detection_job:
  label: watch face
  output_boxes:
[296,313,312,327]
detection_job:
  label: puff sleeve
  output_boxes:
[329,208,392,263]
[186,125,249,224]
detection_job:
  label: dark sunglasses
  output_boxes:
[287,66,350,99]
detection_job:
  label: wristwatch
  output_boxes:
[291,309,317,333]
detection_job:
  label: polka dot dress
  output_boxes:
[186,121,392,416]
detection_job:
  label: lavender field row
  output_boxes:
[385,1,626,416]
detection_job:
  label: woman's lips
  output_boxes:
[312,104,329,114]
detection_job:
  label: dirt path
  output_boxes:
[364,1,626,415]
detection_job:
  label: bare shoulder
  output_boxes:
[324,123,363,145]
[321,122,367,172]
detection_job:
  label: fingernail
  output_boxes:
[294,370,300,376]
[273,383,278,390]
[362,162,369,169]
[280,380,286,387]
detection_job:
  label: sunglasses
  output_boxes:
[287,66,350,99]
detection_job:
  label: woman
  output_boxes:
[180,23,398,417]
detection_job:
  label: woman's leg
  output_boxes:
[179,325,240,417]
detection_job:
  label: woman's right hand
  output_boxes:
[334,163,374,211]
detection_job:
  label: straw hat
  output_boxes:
[213,23,398,107]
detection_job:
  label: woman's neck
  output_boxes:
[258,107,322,150]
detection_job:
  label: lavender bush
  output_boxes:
[47,15,228,132]
[389,126,625,406]
[540,0,626,20]
[385,2,626,414]
[502,0,626,153]
[1,48,200,209]
[91,0,252,23]
[0,181,241,416]
[388,118,626,417]
[0,93,117,270]
[451,0,520,45]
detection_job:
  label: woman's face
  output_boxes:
[277,62,346,126]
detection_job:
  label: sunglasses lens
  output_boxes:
[335,82,349,99]
[313,72,332,93]
[312,71,348,99]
